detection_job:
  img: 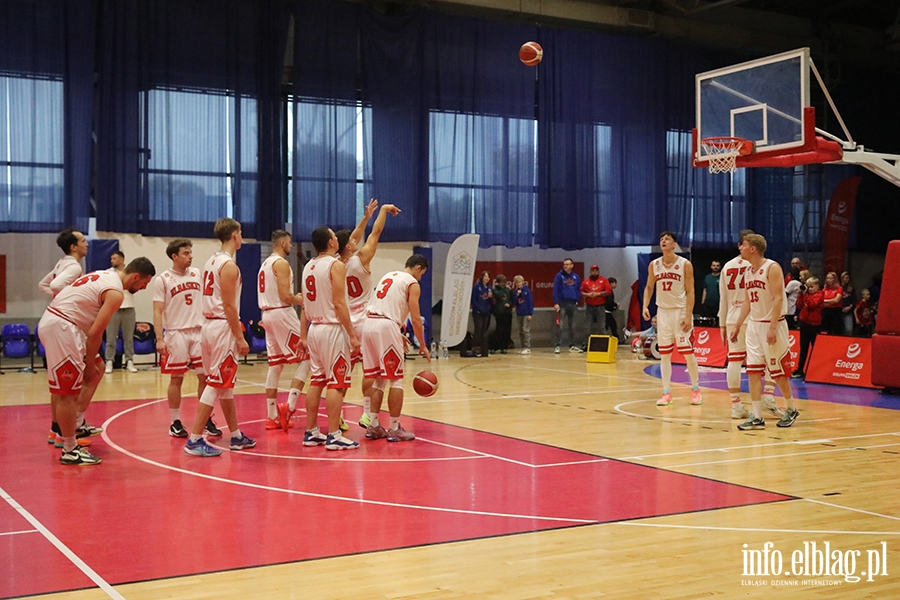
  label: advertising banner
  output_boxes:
[473,261,584,308]
[672,326,727,367]
[441,234,480,347]
[822,176,860,275]
[805,335,880,389]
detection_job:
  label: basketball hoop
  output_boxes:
[700,137,751,174]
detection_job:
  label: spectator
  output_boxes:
[604,277,621,341]
[869,272,883,307]
[581,265,611,341]
[492,274,513,354]
[104,250,138,373]
[699,260,721,321]
[793,276,824,379]
[784,269,804,330]
[821,271,843,336]
[513,275,534,354]
[854,289,875,338]
[552,258,582,353]
[785,256,806,284]
[471,271,493,358]
[840,271,858,336]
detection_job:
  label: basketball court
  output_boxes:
[3,42,900,599]
[2,347,899,599]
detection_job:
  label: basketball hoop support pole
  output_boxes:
[809,58,855,147]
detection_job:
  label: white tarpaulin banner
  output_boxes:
[440,234,480,347]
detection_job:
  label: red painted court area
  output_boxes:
[0,394,792,598]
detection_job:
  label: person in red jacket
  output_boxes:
[793,277,824,379]
[581,265,612,343]
[854,288,875,337]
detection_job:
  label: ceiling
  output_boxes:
[409,0,900,68]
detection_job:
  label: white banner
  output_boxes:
[441,234,480,347]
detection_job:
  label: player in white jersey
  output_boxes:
[360,254,430,441]
[39,228,88,298]
[183,218,257,457]
[299,226,361,451]
[153,238,221,438]
[336,199,401,428]
[256,229,310,432]
[641,231,701,407]
[731,233,800,431]
[38,229,91,447]
[719,230,782,420]
[38,258,156,465]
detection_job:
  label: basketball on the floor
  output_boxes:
[519,41,543,66]
[413,371,439,397]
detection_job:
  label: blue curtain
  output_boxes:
[536,30,669,249]
[0,0,94,234]
[95,0,289,239]
[291,0,365,241]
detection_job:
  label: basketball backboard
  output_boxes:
[693,47,900,187]
[695,48,810,166]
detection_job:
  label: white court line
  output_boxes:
[804,498,900,523]
[216,411,594,468]
[613,398,842,425]
[663,442,900,469]
[0,529,38,537]
[0,485,125,600]
[98,401,597,524]
[618,431,900,460]
[618,522,900,536]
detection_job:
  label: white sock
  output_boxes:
[76,412,85,427]
[288,388,301,411]
[661,356,673,392]
[390,417,400,431]
[363,396,371,416]
[231,428,242,440]
[170,408,180,422]
[267,398,277,420]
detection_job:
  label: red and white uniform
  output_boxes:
[345,255,372,360]
[258,254,306,366]
[153,267,204,375]
[201,251,242,388]
[38,255,83,298]
[650,255,694,355]
[302,255,350,389]
[744,259,792,378]
[719,255,750,363]
[38,270,122,395]
[362,271,416,380]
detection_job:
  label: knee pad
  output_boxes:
[389,378,404,390]
[199,386,217,407]
[373,378,386,392]
[265,364,284,389]
[219,389,234,401]
[293,360,310,383]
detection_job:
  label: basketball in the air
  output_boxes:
[413,371,439,397]
[519,42,543,67]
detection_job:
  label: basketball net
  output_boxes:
[700,137,747,174]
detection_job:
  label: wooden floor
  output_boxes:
[2,347,899,599]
